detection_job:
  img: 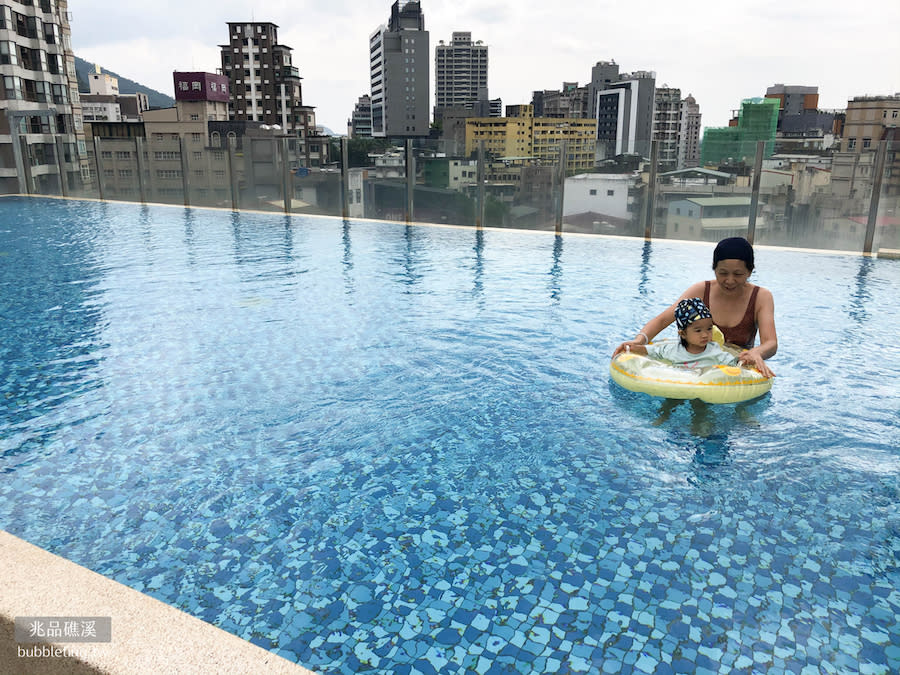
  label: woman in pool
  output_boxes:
[613,236,777,378]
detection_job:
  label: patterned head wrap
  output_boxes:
[675,297,712,330]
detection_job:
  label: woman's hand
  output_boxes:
[738,348,775,378]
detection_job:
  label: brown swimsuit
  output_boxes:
[703,280,759,349]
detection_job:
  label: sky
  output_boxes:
[71,0,900,135]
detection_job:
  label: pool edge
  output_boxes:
[0,531,317,675]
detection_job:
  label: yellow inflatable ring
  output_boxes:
[610,333,773,404]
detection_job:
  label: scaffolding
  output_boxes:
[700,97,779,166]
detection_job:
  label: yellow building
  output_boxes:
[532,118,596,171]
[465,104,596,173]
[465,116,533,159]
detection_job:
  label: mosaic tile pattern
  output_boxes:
[1,198,899,674]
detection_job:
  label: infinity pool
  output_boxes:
[2,197,899,674]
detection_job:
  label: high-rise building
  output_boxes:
[588,61,620,120]
[219,22,322,166]
[652,86,681,171]
[677,94,701,169]
[369,1,430,137]
[595,70,656,160]
[434,31,487,123]
[0,0,87,194]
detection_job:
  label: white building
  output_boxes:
[563,174,635,220]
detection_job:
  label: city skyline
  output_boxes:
[71,0,900,134]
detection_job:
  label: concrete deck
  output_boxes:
[0,531,316,675]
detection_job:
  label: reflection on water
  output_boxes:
[848,255,873,326]
[639,239,652,296]
[471,227,484,300]
[549,235,563,303]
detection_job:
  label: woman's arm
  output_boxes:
[736,287,777,377]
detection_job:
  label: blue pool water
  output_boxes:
[1,197,899,674]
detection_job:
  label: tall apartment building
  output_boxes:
[0,0,87,194]
[433,31,487,123]
[677,94,701,169]
[652,86,681,171]
[219,21,323,167]
[369,1,430,137]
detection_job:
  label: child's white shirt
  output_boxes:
[645,341,738,369]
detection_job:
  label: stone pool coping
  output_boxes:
[0,531,316,675]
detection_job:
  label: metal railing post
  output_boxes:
[92,136,105,200]
[747,140,765,244]
[227,136,240,211]
[134,136,147,203]
[643,139,659,240]
[863,140,888,255]
[555,140,567,234]
[476,140,485,229]
[282,137,292,214]
[341,137,350,219]
[405,139,414,223]
[54,136,69,197]
[179,136,191,207]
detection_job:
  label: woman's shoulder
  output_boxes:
[680,280,709,299]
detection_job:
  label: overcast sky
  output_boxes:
[71,0,900,134]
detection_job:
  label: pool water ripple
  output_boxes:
[1,198,900,674]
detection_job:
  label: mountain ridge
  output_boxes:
[74,56,175,109]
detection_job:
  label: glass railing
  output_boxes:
[15,133,900,255]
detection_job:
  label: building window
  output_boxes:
[848,138,856,149]
[0,41,17,66]
[863,138,872,149]
[190,114,199,121]
[589,189,597,195]
[607,189,615,196]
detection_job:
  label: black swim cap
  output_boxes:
[712,237,754,272]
